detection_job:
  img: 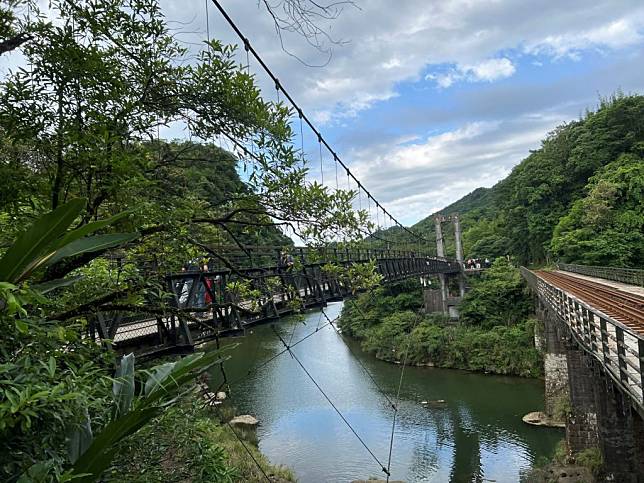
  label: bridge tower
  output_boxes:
[452,214,466,298]
[428,214,466,317]
[434,215,449,314]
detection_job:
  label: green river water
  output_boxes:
[210,301,562,482]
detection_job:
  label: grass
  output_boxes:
[107,395,296,482]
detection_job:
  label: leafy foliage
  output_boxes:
[550,152,644,266]
[340,263,542,377]
[107,399,295,483]
[459,257,533,328]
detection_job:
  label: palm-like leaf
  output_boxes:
[45,233,139,267]
[0,199,137,283]
[69,347,235,482]
[0,199,86,282]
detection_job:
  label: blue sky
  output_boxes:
[159,0,643,227]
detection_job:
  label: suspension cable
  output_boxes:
[208,0,431,245]
[385,315,422,481]
[272,325,390,477]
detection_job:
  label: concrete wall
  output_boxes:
[424,289,443,314]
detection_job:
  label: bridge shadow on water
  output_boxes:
[208,302,562,483]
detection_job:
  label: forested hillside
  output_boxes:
[340,259,542,377]
[398,95,644,267]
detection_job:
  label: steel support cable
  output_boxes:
[204,0,210,43]
[217,131,419,250]
[385,315,422,481]
[208,0,431,245]
[213,405,272,482]
[319,136,324,185]
[272,325,391,477]
[223,128,405,248]
[299,113,304,163]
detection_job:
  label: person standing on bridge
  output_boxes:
[278,250,295,299]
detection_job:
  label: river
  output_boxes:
[209,301,562,482]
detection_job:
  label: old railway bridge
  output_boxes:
[522,264,644,482]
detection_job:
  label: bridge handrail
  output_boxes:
[557,263,644,287]
[521,267,644,409]
[189,245,457,271]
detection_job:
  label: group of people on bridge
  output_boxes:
[178,249,297,309]
[466,258,491,270]
[180,259,223,307]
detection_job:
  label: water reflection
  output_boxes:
[210,302,561,482]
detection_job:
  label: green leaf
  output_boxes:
[71,406,160,481]
[0,198,87,283]
[15,319,28,334]
[45,233,139,267]
[31,276,83,294]
[67,409,93,465]
[52,210,132,251]
[113,353,135,417]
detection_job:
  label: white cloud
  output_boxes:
[467,58,516,82]
[153,0,644,120]
[346,110,578,224]
[526,18,644,58]
[426,57,516,88]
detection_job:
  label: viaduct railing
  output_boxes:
[522,267,644,411]
[557,263,644,287]
[90,250,460,355]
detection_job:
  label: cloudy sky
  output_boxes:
[168,0,644,226]
[7,1,644,226]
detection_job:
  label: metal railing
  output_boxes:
[557,263,644,287]
[92,252,462,351]
[201,244,457,272]
[522,267,644,410]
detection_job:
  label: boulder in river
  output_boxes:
[230,414,259,426]
[522,411,565,428]
[216,391,227,401]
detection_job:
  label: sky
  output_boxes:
[167,0,644,226]
[5,1,644,226]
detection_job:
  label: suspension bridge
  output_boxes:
[91,245,461,354]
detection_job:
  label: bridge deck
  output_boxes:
[557,270,644,298]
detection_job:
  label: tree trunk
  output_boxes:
[52,84,66,209]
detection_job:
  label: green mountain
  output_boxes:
[406,94,644,268]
